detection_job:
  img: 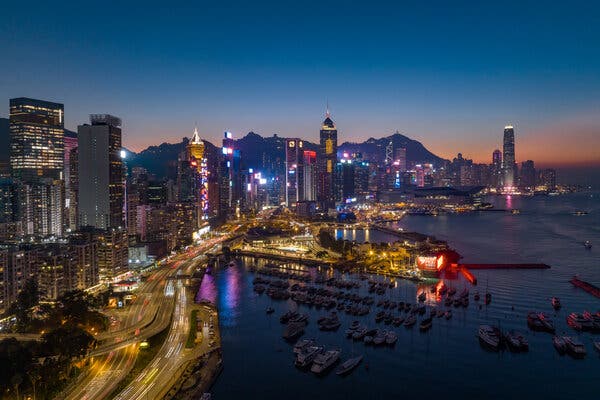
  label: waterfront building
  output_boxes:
[318,109,338,210]
[77,115,125,229]
[520,160,536,189]
[9,97,64,182]
[538,168,557,190]
[491,149,502,188]
[503,125,516,189]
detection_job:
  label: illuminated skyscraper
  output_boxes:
[9,98,64,182]
[302,150,317,201]
[492,149,502,188]
[285,138,304,206]
[502,125,515,188]
[187,127,209,224]
[77,115,124,229]
[318,108,338,210]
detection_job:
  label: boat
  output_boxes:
[293,338,314,354]
[583,241,592,249]
[419,317,433,332]
[593,341,600,354]
[527,312,555,333]
[403,314,416,327]
[511,209,520,214]
[566,313,594,331]
[373,330,387,346]
[436,310,445,318]
[385,331,398,345]
[266,307,275,314]
[352,327,368,340]
[551,297,561,310]
[503,330,529,352]
[295,345,324,368]
[290,313,308,324]
[564,337,586,358]
[280,311,298,324]
[573,210,588,216]
[478,325,502,351]
[282,322,305,341]
[553,336,567,354]
[335,355,363,376]
[418,291,426,302]
[311,350,341,374]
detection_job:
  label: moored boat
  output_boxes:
[295,345,324,368]
[419,317,433,332]
[311,350,341,374]
[564,336,586,358]
[335,355,363,376]
[552,336,566,354]
[478,325,501,351]
[293,338,314,354]
[504,330,529,352]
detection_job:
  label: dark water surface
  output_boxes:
[205,192,599,399]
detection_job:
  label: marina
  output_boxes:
[205,192,599,399]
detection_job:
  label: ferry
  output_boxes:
[310,349,341,374]
[335,355,363,376]
[478,325,502,350]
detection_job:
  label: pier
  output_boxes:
[459,263,551,270]
[570,277,600,298]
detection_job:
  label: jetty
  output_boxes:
[570,277,600,298]
[459,263,551,270]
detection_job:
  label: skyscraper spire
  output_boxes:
[191,125,202,144]
[326,100,330,118]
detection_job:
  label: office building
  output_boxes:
[285,138,305,206]
[520,160,536,189]
[9,98,64,182]
[318,109,338,210]
[77,114,124,229]
[503,125,516,189]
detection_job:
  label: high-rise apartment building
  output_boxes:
[77,115,124,229]
[503,125,516,189]
[302,150,317,201]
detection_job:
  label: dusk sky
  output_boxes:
[1,1,599,166]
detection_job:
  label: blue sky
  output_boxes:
[1,1,599,165]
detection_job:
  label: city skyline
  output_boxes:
[1,2,599,167]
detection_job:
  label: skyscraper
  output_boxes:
[9,98,64,182]
[318,109,338,210]
[520,160,536,189]
[492,149,502,188]
[502,125,515,189]
[187,127,209,224]
[302,150,317,201]
[77,115,124,229]
[285,138,305,206]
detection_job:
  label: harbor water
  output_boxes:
[203,192,599,399]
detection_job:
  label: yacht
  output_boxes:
[564,337,586,358]
[419,317,433,332]
[403,314,417,327]
[504,330,529,352]
[553,336,566,354]
[478,325,502,350]
[310,349,341,374]
[385,331,398,345]
[335,355,363,376]
[282,322,305,341]
[295,345,324,368]
[293,339,314,354]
